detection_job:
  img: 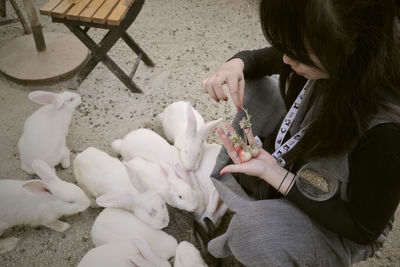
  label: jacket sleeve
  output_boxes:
[230,47,283,79]
[285,123,400,244]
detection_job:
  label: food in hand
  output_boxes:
[231,108,261,162]
[238,148,252,163]
[238,109,252,129]
[249,143,261,158]
[229,133,244,152]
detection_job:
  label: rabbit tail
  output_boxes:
[111,139,122,155]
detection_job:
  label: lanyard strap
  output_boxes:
[272,80,311,166]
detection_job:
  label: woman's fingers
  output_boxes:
[202,75,229,102]
[225,122,237,137]
[202,59,245,108]
[202,78,218,101]
[220,164,242,176]
[217,127,241,164]
[227,76,241,108]
[202,74,241,106]
[238,78,245,108]
[213,77,229,101]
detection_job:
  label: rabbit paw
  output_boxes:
[45,220,71,232]
[21,162,35,175]
[0,237,18,254]
[61,157,70,169]
[61,148,71,168]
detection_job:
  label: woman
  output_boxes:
[201,0,400,266]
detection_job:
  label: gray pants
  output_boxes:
[207,77,379,267]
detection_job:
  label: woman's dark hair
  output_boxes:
[260,0,400,161]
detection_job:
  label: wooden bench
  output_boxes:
[40,0,154,93]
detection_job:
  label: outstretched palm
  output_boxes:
[217,123,277,179]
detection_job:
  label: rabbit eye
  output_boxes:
[44,188,52,194]
[67,200,75,204]
[178,195,183,199]
[69,97,74,102]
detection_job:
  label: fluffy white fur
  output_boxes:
[74,147,169,229]
[96,191,169,230]
[125,157,198,212]
[174,241,207,267]
[91,208,177,260]
[74,147,138,199]
[158,101,205,142]
[18,90,81,174]
[159,101,222,171]
[78,238,171,267]
[193,143,228,228]
[111,128,183,169]
[0,159,90,253]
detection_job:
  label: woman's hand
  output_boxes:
[201,58,245,109]
[217,123,293,192]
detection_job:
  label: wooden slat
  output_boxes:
[66,0,91,20]
[51,0,76,18]
[107,0,134,26]
[92,0,119,24]
[40,0,63,15]
[79,0,106,22]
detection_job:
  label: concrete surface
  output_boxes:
[0,0,399,266]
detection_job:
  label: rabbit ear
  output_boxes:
[123,161,148,193]
[96,193,134,209]
[197,118,223,143]
[131,237,158,262]
[185,102,198,140]
[174,163,191,183]
[130,237,167,266]
[23,180,53,195]
[28,91,63,109]
[158,162,171,181]
[188,170,200,188]
[31,159,60,183]
[127,256,141,267]
[200,188,219,223]
[205,188,220,215]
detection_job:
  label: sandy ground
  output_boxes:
[0,0,399,266]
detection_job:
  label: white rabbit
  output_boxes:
[194,143,228,228]
[74,147,138,200]
[91,207,178,260]
[174,241,208,267]
[158,101,205,143]
[111,128,183,168]
[199,188,228,230]
[194,143,222,201]
[125,157,199,212]
[78,237,171,267]
[74,147,169,229]
[159,101,222,171]
[194,143,222,193]
[96,191,169,230]
[0,159,90,253]
[18,90,81,174]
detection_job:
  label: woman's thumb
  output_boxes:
[220,164,241,176]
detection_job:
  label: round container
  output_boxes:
[295,161,339,201]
